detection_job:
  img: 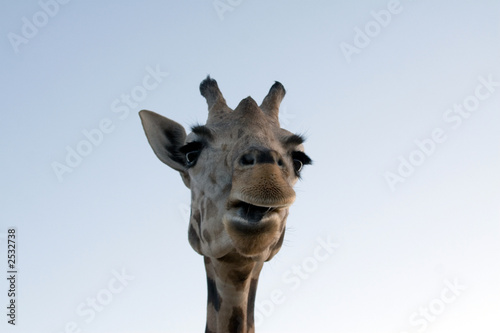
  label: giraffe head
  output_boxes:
[140,77,311,262]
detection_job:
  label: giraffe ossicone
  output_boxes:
[139,76,311,332]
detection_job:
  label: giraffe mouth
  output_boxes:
[224,199,288,257]
[235,202,277,223]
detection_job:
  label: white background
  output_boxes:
[1,0,499,332]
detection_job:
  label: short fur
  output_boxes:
[139,76,311,332]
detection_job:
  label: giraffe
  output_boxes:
[139,76,311,333]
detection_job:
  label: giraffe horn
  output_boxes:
[199,76,232,118]
[260,81,286,120]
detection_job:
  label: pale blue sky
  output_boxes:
[1,1,499,332]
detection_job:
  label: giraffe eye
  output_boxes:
[180,141,204,167]
[291,151,312,176]
[186,151,200,164]
[293,159,303,172]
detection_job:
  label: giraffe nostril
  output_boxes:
[240,153,256,166]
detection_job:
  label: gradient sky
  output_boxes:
[1,1,499,332]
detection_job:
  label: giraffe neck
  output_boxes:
[204,254,263,333]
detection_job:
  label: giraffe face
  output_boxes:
[140,78,311,262]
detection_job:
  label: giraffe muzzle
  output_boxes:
[222,154,296,257]
[226,163,295,225]
[229,164,296,208]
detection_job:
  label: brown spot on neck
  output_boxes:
[204,256,262,333]
[228,307,244,333]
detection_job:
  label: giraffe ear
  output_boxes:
[139,110,188,173]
